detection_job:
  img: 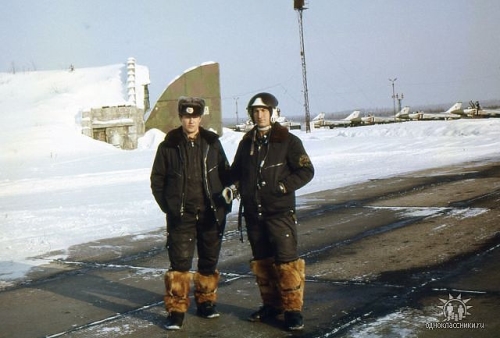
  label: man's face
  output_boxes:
[180,114,201,136]
[252,107,271,128]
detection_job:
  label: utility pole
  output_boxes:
[389,78,397,120]
[234,97,239,125]
[294,0,311,133]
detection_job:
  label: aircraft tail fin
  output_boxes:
[395,106,410,118]
[312,112,325,121]
[445,102,463,114]
[344,110,360,121]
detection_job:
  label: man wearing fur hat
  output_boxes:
[150,96,232,330]
[230,92,314,331]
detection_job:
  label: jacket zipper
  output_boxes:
[203,144,220,224]
[178,144,186,216]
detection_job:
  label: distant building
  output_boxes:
[81,57,150,150]
[81,105,145,149]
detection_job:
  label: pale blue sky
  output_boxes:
[2,0,500,118]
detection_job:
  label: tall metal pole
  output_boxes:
[295,2,311,133]
[234,97,239,125]
[389,78,397,120]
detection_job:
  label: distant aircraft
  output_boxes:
[362,106,411,124]
[408,102,463,120]
[361,112,400,125]
[394,106,411,120]
[312,111,362,128]
[463,101,500,118]
[234,119,254,132]
[234,112,301,132]
[275,116,301,130]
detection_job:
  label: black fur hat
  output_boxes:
[178,96,205,116]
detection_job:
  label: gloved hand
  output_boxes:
[222,184,238,204]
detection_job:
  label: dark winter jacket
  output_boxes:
[231,122,314,217]
[150,127,231,225]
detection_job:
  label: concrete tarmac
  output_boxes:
[1,159,499,337]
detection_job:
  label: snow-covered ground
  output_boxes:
[1,65,500,284]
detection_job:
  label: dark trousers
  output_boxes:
[245,212,299,264]
[166,210,223,273]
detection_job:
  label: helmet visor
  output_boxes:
[248,92,278,109]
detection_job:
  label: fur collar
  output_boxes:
[164,126,219,147]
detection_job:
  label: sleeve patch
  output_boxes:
[299,154,312,167]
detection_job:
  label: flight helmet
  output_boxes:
[246,92,279,122]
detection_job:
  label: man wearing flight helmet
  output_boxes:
[230,92,314,330]
[150,96,232,330]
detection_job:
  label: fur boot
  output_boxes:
[250,258,282,310]
[276,258,305,312]
[164,271,192,313]
[193,270,220,305]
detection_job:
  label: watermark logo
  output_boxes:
[437,293,472,321]
[425,293,485,330]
